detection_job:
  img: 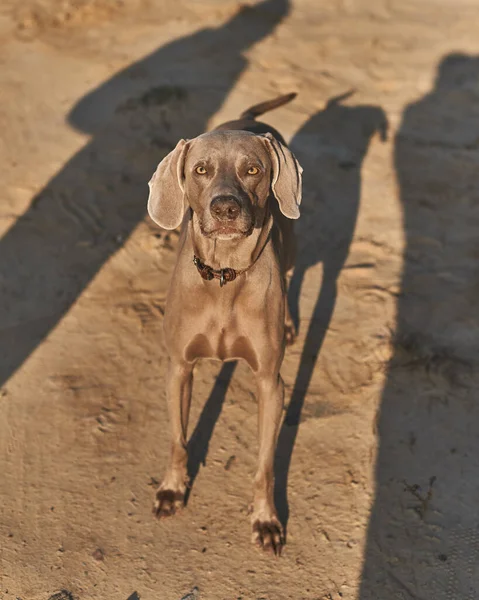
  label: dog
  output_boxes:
[147,93,302,554]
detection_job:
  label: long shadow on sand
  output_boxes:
[0,0,290,388]
[359,53,479,599]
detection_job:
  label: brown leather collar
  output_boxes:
[193,255,249,287]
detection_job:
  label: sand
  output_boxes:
[1,0,479,598]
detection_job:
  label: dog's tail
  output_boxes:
[239,92,297,120]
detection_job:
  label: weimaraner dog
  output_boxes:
[147,93,302,554]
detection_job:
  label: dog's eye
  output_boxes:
[247,166,259,175]
[195,166,207,175]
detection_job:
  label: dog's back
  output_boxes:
[214,92,296,145]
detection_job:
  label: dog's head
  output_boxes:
[147,130,302,239]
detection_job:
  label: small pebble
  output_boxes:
[224,455,236,471]
[92,548,104,561]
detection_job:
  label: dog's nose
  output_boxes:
[210,196,241,221]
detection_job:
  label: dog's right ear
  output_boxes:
[147,139,189,230]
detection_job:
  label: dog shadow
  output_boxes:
[274,93,388,530]
[185,362,236,504]
[0,0,290,388]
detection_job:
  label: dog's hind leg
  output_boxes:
[284,269,297,346]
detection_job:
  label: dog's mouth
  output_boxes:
[200,222,254,240]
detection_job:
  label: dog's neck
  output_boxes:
[188,209,273,272]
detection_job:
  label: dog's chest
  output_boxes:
[184,327,258,371]
[166,276,279,372]
[183,285,264,369]
[164,244,285,371]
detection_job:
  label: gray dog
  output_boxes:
[147,93,302,554]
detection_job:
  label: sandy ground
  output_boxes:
[1,0,479,598]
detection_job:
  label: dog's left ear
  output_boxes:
[147,139,189,230]
[261,132,303,219]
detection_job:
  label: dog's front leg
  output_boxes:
[251,371,285,554]
[154,359,193,518]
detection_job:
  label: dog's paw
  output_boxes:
[252,517,284,556]
[284,322,296,346]
[153,489,185,518]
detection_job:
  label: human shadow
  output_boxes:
[275,93,388,529]
[0,0,290,388]
[359,53,479,598]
